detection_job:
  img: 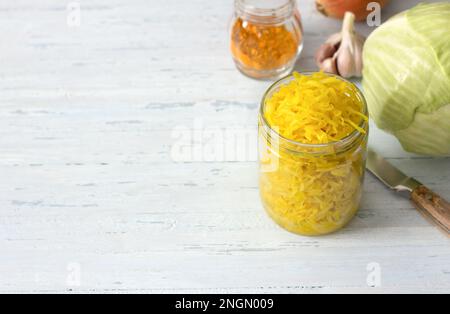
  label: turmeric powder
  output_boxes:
[231,17,302,75]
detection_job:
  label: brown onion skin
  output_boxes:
[316,0,389,21]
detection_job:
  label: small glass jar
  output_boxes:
[230,0,303,80]
[259,73,369,236]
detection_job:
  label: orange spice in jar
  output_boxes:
[230,0,303,80]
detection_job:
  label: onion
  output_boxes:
[315,0,389,21]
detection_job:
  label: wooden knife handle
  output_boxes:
[411,186,450,234]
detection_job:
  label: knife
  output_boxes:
[367,148,450,234]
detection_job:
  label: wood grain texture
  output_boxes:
[412,186,450,235]
[0,0,449,294]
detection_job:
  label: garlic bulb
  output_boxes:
[315,12,365,78]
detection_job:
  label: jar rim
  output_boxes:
[235,0,296,23]
[259,72,369,153]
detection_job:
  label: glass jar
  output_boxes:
[258,73,369,236]
[230,0,303,80]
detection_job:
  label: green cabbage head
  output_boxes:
[363,2,450,156]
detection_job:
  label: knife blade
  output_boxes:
[367,148,450,235]
[367,148,421,194]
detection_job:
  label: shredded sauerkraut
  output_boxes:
[260,72,368,236]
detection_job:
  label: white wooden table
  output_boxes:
[0,0,449,294]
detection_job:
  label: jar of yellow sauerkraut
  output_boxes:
[259,72,369,236]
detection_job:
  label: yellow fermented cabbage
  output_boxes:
[259,72,368,236]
